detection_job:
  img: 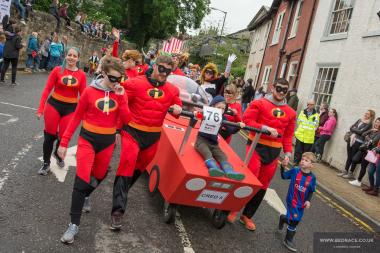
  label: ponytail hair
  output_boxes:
[61,47,81,73]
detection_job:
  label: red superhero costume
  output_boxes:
[111,70,182,217]
[172,67,185,76]
[38,66,86,166]
[220,102,243,143]
[60,81,131,226]
[135,63,149,76]
[239,95,296,219]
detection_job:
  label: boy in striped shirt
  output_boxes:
[279,152,317,252]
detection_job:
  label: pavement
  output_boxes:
[313,162,380,227]
[0,73,379,252]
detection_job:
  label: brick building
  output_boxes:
[257,0,319,91]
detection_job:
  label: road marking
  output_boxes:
[315,190,376,234]
[0,112,19,125]
[38,146,77,182]
[264,188,286,215]
[175,212,195,253]
[0,134,43,191]
[238,132,377,234]
[0,101,37,111]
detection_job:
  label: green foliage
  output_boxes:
[187,26,249,78]
[126,0,210,47]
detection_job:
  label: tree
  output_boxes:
[125,0,210,47]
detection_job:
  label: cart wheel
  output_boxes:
[163,202,176,224]
[148,165,160,196]
[212,210,228,229]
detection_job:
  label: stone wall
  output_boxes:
[15,10,135,67]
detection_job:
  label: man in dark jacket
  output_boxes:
[50,0,60,33]
[0,25,24,85]
[241,78,254,112]
[287,88,299,111]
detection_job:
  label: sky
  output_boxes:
[190,0,273,35]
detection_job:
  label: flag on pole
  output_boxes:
[162,37,184,54]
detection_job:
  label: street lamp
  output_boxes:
[210,7,227,43]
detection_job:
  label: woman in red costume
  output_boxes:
[37,47,87,176]
[111,28,140,79]
[110,55,182,230]
[58,56,131,244]
[220,84,245,144]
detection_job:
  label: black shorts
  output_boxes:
[47,96,77,117]
[122,125,161,150]
[80,128,115,153]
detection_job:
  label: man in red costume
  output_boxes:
[110,55,182,230]
[227,78,296,231]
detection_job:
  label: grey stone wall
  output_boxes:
[14,10,135,67]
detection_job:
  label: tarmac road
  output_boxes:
[0,73,378,253]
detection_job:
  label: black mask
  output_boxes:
[107,74,122,83]
[274,85,288,94]
[145,68,165,87]
[157,64,172,76]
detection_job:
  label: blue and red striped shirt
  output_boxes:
[283,168,316,208]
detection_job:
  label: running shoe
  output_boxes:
[38,163,50,176]
[61,223,79,244]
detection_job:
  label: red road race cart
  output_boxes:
[146,75,269,229]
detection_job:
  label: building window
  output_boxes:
[262,22,271,49]
[287,62,298,88]
[328,0,354,35]
[289,0,303,38]
[272,11,285,45]
[262,65,272,89]
[313,66,339,109]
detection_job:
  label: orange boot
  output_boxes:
[239,215,256,231]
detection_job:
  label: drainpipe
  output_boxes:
[273,0,295,80]
[293,0,319,89]
[284,48,302,76]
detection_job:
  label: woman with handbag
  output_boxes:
[347,118,380,187]
[338,110,375,178]
[362,140,380,196]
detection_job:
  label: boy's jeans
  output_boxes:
[12,0,26,19]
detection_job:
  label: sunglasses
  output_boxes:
[205,70,214,75]
[308,103,315,106]
[107,74,122,83]
[157,64,172,75]
[274,85,288,94]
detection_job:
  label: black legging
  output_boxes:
[352,152,369,182]
[312,135,331,157]
[242,189,266,218]
[0,58,19,83]
[344,141,362,172]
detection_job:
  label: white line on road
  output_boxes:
[38,145,77,182]
[264,188,287,215]
[0,101,37,111]
[0,134,43,191]
[0,112,19,126]
[175,212,195,253]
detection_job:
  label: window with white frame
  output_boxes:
[261,22,271,49]
[328,0,354,35]
[289,0,304,38]
[262,65,272,89]
[272,11,285,45]
[313,66,339,109]
[287,62,298,88]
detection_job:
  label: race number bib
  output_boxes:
[199,106,223,135]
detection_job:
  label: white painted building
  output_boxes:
[297,0,380,170]
[244,6,272,87]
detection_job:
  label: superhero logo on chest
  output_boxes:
[95,97,118,113]
[61,75,79,87]
[137,67,142,73]
[147,88,165,99]
[271,107,286,118]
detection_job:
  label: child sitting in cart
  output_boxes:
[195,95,245,181]
[279,152,317,252]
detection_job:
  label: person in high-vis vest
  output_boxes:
[294,100,319,164]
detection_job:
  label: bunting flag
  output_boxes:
[162,37,184,54]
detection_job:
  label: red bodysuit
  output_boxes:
[243,97,296,189]
[61,84,131,183]
[38,66,87,138]
[221,102,243,144]
[117,74,182,177]
[172,68,185,76]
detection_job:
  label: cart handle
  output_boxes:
[168,108,277,136]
